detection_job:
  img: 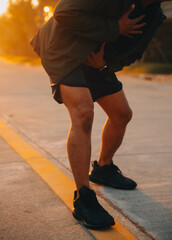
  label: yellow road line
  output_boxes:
[0,119,137,240]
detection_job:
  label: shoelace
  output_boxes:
[110,163,123,175]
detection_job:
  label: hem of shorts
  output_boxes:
[93,85,123,102]
[54,84,90,104]
[52,82,123,104]
[60,82,89,88]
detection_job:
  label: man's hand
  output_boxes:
[84,43,106,69]
[118,4,146,38]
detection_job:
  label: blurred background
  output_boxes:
[0,0,171,74]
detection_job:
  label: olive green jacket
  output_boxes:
[30,0,165,86]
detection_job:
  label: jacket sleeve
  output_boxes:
[54,0,119,42]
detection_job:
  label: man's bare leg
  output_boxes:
[96,90,132,166]
[59,84,94,190]
[60,84,115,228]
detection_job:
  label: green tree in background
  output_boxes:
[35,0,57,25]
[0,0,57,56]
[0,0,171,64]
[38,0,57,10]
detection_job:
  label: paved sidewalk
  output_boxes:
[0,137,93,240]
[0,120,151,240]
[0,60,172,239]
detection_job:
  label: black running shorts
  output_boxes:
[51,64,123,104]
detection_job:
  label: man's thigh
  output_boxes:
[59,84,94,118]
[96,90,132,121]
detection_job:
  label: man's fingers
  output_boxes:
[133,22,146,30]
[125,4,135,17]
[125,34,133,39]
[130,30,142,35]
[132,15,145,24]
[87,55,94,62]
[94,42,105,56]
[99,42,105,55]
[100,42,105,51]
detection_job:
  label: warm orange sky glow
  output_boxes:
[44,6,53,22]
[44,6,50,13]
[0,0,40,15]
[0,0,9,15]
[32,0,39,8]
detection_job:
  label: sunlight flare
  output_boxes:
[32,0,39,8]
[0,0,9,15]
[44,6,53,22]
[44,6,50,13]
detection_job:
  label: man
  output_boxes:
[30,0,166,229]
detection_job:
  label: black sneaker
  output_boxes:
[89,160,137,190]
[72,186,115,229]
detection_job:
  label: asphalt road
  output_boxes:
[0,60,172,239]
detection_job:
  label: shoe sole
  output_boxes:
[89,175,137,190]
[72,210,115,230]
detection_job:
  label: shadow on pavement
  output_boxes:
[104,187,172,240]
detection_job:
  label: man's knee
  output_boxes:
[59,85,94,133]
[125,107,133,124]
[72,105,94,133]
[111,107,133,126]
